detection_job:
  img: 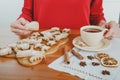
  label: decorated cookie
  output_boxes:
[0,47,15,57]
[0,27,70,66]
[25,21,39,31]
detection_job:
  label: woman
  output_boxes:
[11,0,120,39]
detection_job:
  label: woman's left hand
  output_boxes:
[104,21,120,40]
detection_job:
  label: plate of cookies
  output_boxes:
[0,27,71,66]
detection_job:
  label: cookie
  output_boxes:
[15,27,70,66]
[25,21,39,31]
[17,57,43,67]
[0,27,70,66]
[0,47,16,58]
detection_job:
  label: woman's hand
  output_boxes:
[105,21,120,40]
[98,20,120,40]
[11,18,32,38]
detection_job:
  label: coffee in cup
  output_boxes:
[80,25,107,47]
[83,28,102,33]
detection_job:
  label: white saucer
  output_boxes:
[72,36,111,51]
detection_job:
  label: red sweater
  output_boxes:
[20,0,105,29]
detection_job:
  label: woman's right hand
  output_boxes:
[11,18,32,38]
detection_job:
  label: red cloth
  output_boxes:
[20,0,105,29]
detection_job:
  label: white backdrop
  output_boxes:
[0,0,23,27]
[0,0,120,28]
[103,0,120,22]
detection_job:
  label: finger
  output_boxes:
[14,32,28,37]
[105,31,117,40]
[14,32,23,36]
[19,18,30,25]
[11,18,30,30]
[105,21,117,29]
[108,32,117,40]
[111,32,120,38]
[104,30,113,38]
[14,31,31,36]
[105,28,120,39]
[98,20,106,27]
[11,22,27,30]
[105,21,113,29]
[11,28,31,36]
[107,36,113,40]
[105,23,111,29]
[11,28,24,34]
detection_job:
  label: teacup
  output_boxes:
[80,25,107,47]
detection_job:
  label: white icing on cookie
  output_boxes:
[0,47,13,56]
[17,43,29,50]
[7,43,17,48]
[37,38,43,43]
[62,28,70,33]
[54,35,62,41]
[41,45,50,51]
[41,31,53,39]
[47,40,56,46]
[16,50,44,57]
[34,43,44,48]
[29,53,45,63]
[51,27,60,31]
[30,32,40,39]
[61,33,69,38]
[54,32,69,41]
[25,21,39,31]
[17,39,29,44]
[29,39,38,45]
[41,36,50,41]
[51,31,61,35]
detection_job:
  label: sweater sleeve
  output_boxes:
[19,0,33,21]
[90,0,106,25]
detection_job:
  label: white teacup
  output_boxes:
[80,25,107,47]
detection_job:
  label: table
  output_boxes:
[0,27,83,80]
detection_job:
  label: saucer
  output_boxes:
[72,36,111,51]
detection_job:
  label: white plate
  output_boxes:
[72,36,111,51]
